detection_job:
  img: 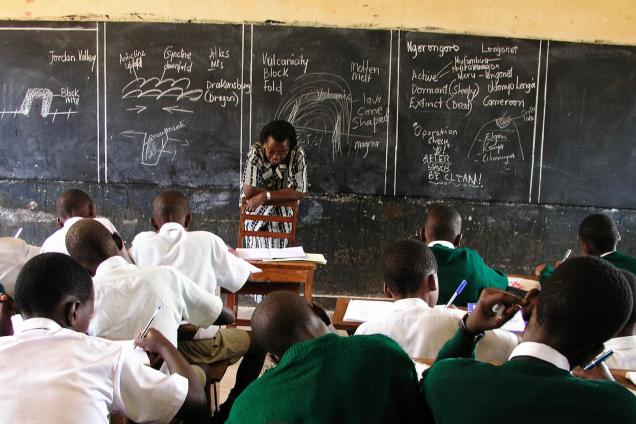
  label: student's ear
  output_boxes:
[454,233,463,247]
[151,217,160,232]
[184,213,192,229]
[521,288,540,322]
[64,299,82,328]
[578,238,591,256]
[419,227,426,243]
[426,273,438,292]
[88,202,96,218]
[383,283,395,299]
[57,217,64,228]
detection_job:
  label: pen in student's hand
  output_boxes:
[561,249,572,262]
[13,227,22,239]
[135,305,162,347]
[445,280,468,308]
[583,349,614,370]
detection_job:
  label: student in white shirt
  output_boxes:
[355,239,518,362]
[605,270,636,369]
[0,237,40,296]
[0,252,207,423]
[129,191,266,420]
[65,218,231,347]
[40,188,131,261]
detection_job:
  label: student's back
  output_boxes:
[228,333,423,424]
[425,356,635,423]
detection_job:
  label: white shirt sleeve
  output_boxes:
[207,233,251,293]
[174,270,224,328]
[113,348,188,423]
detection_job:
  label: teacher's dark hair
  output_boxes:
[259,120,297,150]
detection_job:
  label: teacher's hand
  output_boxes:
[243,192,267,212]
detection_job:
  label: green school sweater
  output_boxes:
[227,333,426,424]
[431,245,509,306]
[540,250,636,284]
[421,331,636,424]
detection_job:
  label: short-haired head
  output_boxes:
[382,240,438,304]
[532,256,632,366]
[422,204,462,246]
[259,120,297,150]
[151,191,191,230]
[578,214,620,255]
[55,189,95,225]
[66,218,120,276]
[15,253,94,332]
[251,291,328,360]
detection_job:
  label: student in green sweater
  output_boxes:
[227,291,426,424]
[422,256,636,423]
[536,213,636,283]
[420,204,508,306]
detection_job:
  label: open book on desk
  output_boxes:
[265,253,327,265]
[235,246,306,261]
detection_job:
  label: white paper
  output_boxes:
[235,246,306,261]
[413,360,431,376]
[501,310,526,333]
[342,299,394,322]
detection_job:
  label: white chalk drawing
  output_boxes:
[162,105,193,114]
[467,113,524,166]
[127,105,146,114]
[121,122,189,166]
[0,88,77,120]
[274,73,358,162]
[121,76,203,102]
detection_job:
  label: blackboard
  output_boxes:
[539,41,636,208]
[0,22,99,181]
[395,32,541,202]
[105,22,245,187]
[248,25,395,195]
[2,21,636,211]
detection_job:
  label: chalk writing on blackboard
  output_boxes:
[1,88,78,120]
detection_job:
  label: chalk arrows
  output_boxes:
[127,105,147,114]
[162,105,193,114]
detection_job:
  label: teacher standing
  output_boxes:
[241,120,307,248]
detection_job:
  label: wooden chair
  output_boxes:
[237,199,299,248]
[177,324,231,416]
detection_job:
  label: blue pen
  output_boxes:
[583,350,614,370]
[445,280,468,308]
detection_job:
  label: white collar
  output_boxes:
[19,317,62,332]
[427,240,455,249]
[509,342,571,371]
[62,216,83,228]
[158,222,186,234]
[392,297,431,311]
[599,251,616,258]
[95,255,133,276]
[605,335,636,350]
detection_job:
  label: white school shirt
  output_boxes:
[130,222,252,294]
[604,336,636,370]
[0,317,188,424]
[90,256,223,347]
[0,237,40,296]
[355,298,519,362]
[40,216,132,262]
[509,341,571,371]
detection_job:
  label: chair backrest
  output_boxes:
[237,200,299,248]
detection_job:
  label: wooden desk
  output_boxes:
[224,260,317,326]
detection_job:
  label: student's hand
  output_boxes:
[465,288,524,333]
[572,363,615,382]
[533,263,546,277]
[242,192,267,213]
[134,328,172,356]
[0,293,16,337]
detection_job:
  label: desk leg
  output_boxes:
[226,292,238,326]
[304,271,313,302]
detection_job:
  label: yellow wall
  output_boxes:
[1,1,634,45]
